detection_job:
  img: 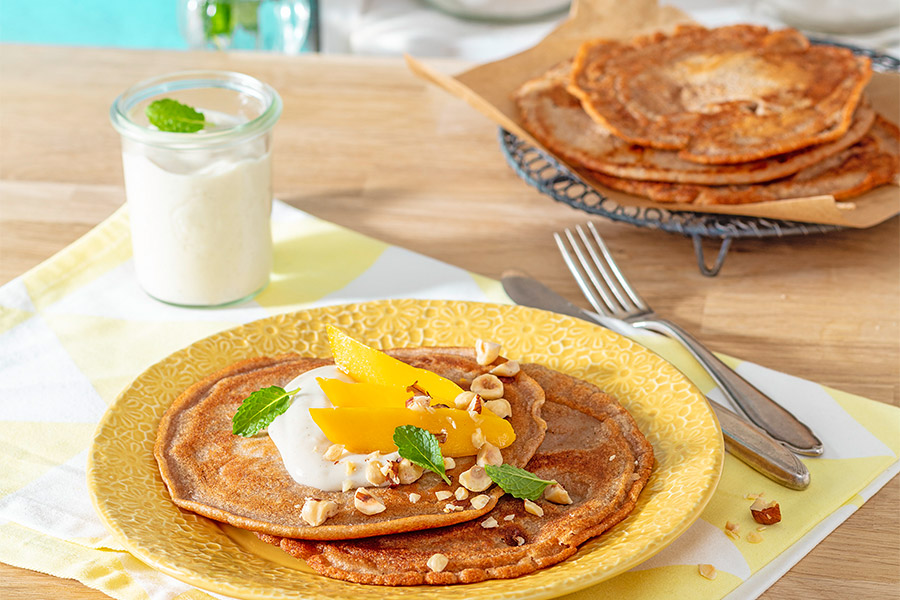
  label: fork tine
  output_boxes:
[564,228,622,315]
[585,222,649,312]
[574,224,635,312]
[553,231,616,317]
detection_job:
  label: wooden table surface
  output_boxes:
[0,45,897,599]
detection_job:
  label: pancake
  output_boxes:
[260,362,654,585]
[515,61,876,185]
[154,348,547,540]
[586,115,900,205]
[569,24,872,164]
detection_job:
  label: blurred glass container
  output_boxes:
[178,0,314,52]
[110,71,282,307]
[757,0,900,34]
[423,0,570,22]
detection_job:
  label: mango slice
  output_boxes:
[309,407,515,457]
[326,325,463,403]
[318,378,412,408]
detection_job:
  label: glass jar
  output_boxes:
[110,71,282,307]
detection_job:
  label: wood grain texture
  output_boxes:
[0,45,897,600]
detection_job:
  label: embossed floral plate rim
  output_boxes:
[87,299,724,600]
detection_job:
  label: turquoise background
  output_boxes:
[0,0,188,49]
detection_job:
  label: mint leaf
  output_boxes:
[484,464,555,501]
[232,386,298,437]
[393,425,450,484]
[146,99,206,133]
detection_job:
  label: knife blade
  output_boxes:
[502,272,810,490]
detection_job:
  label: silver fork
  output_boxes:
[555,222,823,456]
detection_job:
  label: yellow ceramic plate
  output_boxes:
[88,299,723,600]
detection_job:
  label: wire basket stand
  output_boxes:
[498,41,899,276]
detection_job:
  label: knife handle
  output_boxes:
[711,401,810,490]
[638,318,823,456]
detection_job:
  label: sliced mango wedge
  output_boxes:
[318,378,413,408]
[326,325,463,403]
[309,407,515,457]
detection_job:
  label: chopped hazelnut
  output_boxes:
[750,499,782,525]
[465,393,483,414]
[427,553,449,573]
[608,454,616,461]
[453,391,478,410]
[474,339,501,365]
[443,503,464,513]
[354,488,386,515]
[345,461,357,475]
[471,428,486,450]
[514,536,525,546]
[380,461,400,486]
[365,460,386,486]
[480,516,499,529]
[341,479,353,493]
[476,442,503,467]
[543,483,572,505]
[459,466,492,492]
[435,490,453,501]
[454,486,469,501]
[470,374,504,400]
[523,499,544,517]
[405,395,431,411]
[747,531,764,544]
[503,514,515,521]
[698,564,717,580]
[323,444,344,461]
[724,520,740,540]
[443,456,456,470]
[301,498,338,526]
[397,458,424,485]
[409,492,421,503]
[484,398,512,419]
[490,360,520,377]
[470,494,491,510]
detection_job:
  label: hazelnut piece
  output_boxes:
[490,360,520,377]
[427,553,449,573]
[354,488,386,515]
[543,483,572,505]
[474,339,501,365]
[301,498,338,526]
[750,499,782,525]
[470,374,504,400]
[459,466,492,492]
[484,398,512,419]
[476,442,503,467]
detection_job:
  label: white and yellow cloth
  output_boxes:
[1,201,897,600]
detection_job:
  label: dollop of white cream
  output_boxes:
[267,365,400,492]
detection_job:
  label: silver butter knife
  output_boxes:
[502,273,810,490]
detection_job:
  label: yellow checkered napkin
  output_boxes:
[1,202,897,600]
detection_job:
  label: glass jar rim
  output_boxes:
[110,70,282,149]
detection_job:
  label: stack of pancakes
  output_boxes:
[155,348,654,585]
[515,24,900,205]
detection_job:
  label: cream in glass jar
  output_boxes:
[111,71,282,307]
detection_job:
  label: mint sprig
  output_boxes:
[484,464,556,501]
[146,98,206,133]
[232,386,298,437]
[393,425,450,484]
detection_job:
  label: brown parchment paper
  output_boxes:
[406,0,900,228]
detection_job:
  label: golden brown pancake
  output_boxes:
[587,116,900,205]
[260,362,654,585]
[569,24,871,164]
[515,61,876,185]
[154,348,546,540]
